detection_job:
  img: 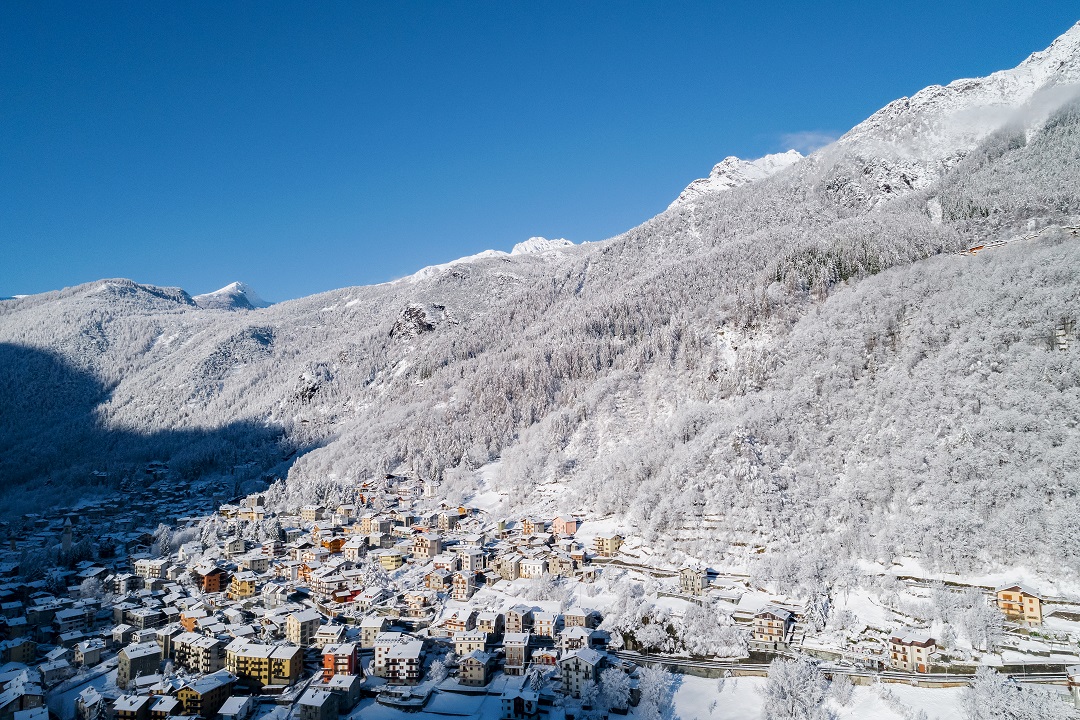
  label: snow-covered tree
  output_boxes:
[962,666,1074,720]
[760,657,831,720]
[599,667,631,713]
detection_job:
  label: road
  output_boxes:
[610,650,1071,687]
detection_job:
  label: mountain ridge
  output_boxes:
[2,24,1079,587]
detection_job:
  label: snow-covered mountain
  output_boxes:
[2,23,1080,588]
[811,22,1080,207]
[668,150,803,209]
[193,281,272,311]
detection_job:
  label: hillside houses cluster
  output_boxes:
[0,475,645,720]
[0,467,1070,720]
[678,565,1061,675]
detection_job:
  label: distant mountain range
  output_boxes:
[2,22,1079,587]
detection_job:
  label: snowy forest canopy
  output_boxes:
[2,91,1079,589]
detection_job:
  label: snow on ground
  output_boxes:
[668,673,968,720]
[833,589,904,631]
[345,691,503,720]
[867,557,1080,601]
[573,518,625,547]
[46,666,116,720]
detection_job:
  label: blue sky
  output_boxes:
[2,2,1077,301]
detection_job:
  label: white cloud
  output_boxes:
[779,130,839,154]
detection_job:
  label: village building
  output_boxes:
[192,565,228,593]
[452,572,476,602]
[444,610,478,634]
[150,695,180,720]
[112,695,152,720]
[297,688,338,720]
[889,631,937,673]
[342,537,367,562]
[300,506,326,523]
[476,611,505,638]
[172,633,224,674]
[379,551,405,572]
[559,647,605,698]
[385,639,424,685]
[117,642,160,689]
[74,638,105,666]
[404,590,436,617]
[519,557,547,580]
[359,617,389,649]
[426,570,451,591]
[679,567,709,596]
[552,516,579,537]
[495,553,521,581]
[500,679,541,720]
[313,624,347,649]
[412,533,443,561]
[322,674,362,711]
[564,607,597,629]
[521,518,545,536]
[459,650,496,686]
[372,632,407,677]
[752,606,794,650]
[322,643,360,680]
[227,571,258,601]
[506,606,534,634]
[437,512,459,532]
[454,629,488,656]
[355,587,387,611]
[593,533,623,557]
[459,548,485,573]
[224,537,247,558]
[133,558,170,581]
[533,612,560,639]
[225,639,303,689]
[995,584,1043,625]
[286,609,323,646]
[559,626,595,651]
[176,669,235,717]
[217,695,256,720]
[504,633,532,675]
[75,687,104,720]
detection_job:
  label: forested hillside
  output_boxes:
[2,25,1079,589]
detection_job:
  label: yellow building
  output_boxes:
[176,670,235,717]
[225,639,303,689]
[379,551,404,571]
[593,533,623,557]
[228,571,258,600]
[996,584,1043,625]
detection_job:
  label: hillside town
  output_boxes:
[1,468,1079,720]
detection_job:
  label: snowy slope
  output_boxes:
[2,22,1079,584]
[812,21,1080,206]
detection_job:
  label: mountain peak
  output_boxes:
[510,237,575,255]
[668,150,803,209]
[193,281,271,311]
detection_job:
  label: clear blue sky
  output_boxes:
[2,2,1077,301]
